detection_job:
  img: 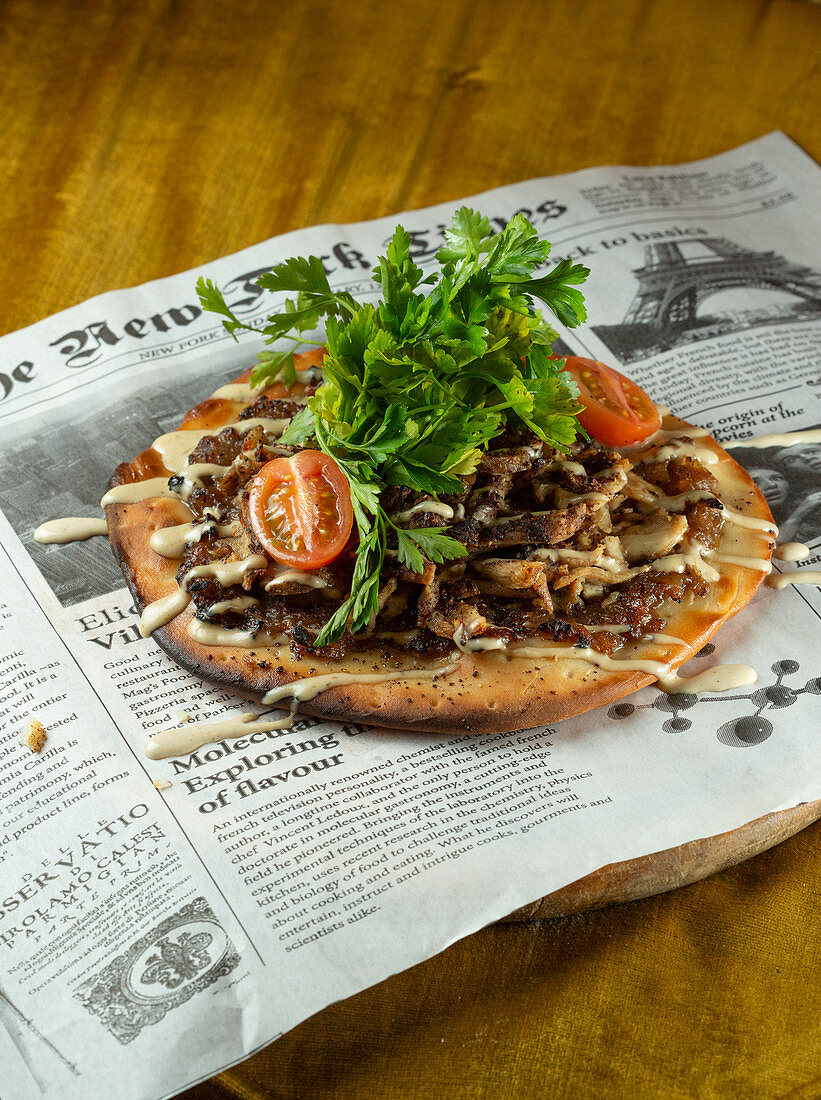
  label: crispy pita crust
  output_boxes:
[105,363,774,734]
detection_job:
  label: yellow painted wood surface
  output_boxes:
[1,1,819,1097]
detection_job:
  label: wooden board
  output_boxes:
[503,800,821,921]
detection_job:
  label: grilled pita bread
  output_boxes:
[105,360,774,734]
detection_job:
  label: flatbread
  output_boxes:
[105,362,774,734]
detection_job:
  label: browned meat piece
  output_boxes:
[466,501,594,549]
[185,485,236,522]
[477,446,542,477]
[618,509,688,563]
[686,500,725,550]
[472,559,553,609]
[240,426,268,451]
[416,576,485,638]
[240,395,305,420]
[398,561,437,585]
[219,449,268,498]
[176,538,236,615]
[187,427,243,467]
[622,470,662,504]
[233,495,270,590]
[565,570,708,633]
[640,456,718,497]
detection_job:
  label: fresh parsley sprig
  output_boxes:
[197,208,589,645]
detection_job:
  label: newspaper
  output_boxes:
[1,131,819,1099]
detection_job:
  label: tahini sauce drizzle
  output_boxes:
[149,518,238,559]
[101,477,179,506]
[265,569,330,590]
[146,711,295,760]
[261,663,459,706]
[34,517,108,543]
[186,620,287,646]
[510,642,757,695]
[205,595,259,616]
[767,571,821,591]
[572,623,690,646]
[139,554,267,636]
[143,662,458,758]
[773,543,810,562]
[393,500,456,522]
[210,368,321,402]
[723,428,821,450]
[171,463,230,502]
[151,418,290,471]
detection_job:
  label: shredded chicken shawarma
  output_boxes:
[172,417,723,662]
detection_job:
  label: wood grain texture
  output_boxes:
[1,0,819,337]
[504,800,821,920]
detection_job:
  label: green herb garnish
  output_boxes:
[196,208,588,645]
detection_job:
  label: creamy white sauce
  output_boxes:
[572,623,689,646]
[186,620,287,647]
[205,595,259,616]
[642,442,719,466]
[293,368,323,384]
[211,378,320,403]
[149,519,237,559]
[639,488,719,513]
[549,459,587,476]
[140,586,192,637]
[766,571,821,590]
[140,554,267,637]
[647,543,721,582]
[510,641,756,695]
[532,547,625,574]
[646,426,712,445]
[708,552,772,574]
[101,477,179,507]
[145,711,294,760]
[261,663,458,705]
[34,517,108,544]
[719,503,778,535]
[172,463,230,502]
[774,542,810,562]
[393,500,456,522]
[637,490,778,538]
[211,382,257,402]
[151,418,290,471]
[723,428,821,450]
[265,569,330,590]
[657,664,758,694]
[454,632,508,653]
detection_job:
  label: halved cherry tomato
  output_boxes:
[248,450,354,569]
[562,356,661,446]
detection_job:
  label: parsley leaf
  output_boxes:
[395,526,468,569]
[197,207,589,645]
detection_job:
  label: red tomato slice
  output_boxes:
[248,450,354,569]
[562,357,661,446]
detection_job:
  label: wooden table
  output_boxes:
[2,1,819,1097]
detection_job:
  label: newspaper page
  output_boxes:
[1,131,819,1099]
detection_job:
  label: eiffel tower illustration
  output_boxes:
[622,238,821,328]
